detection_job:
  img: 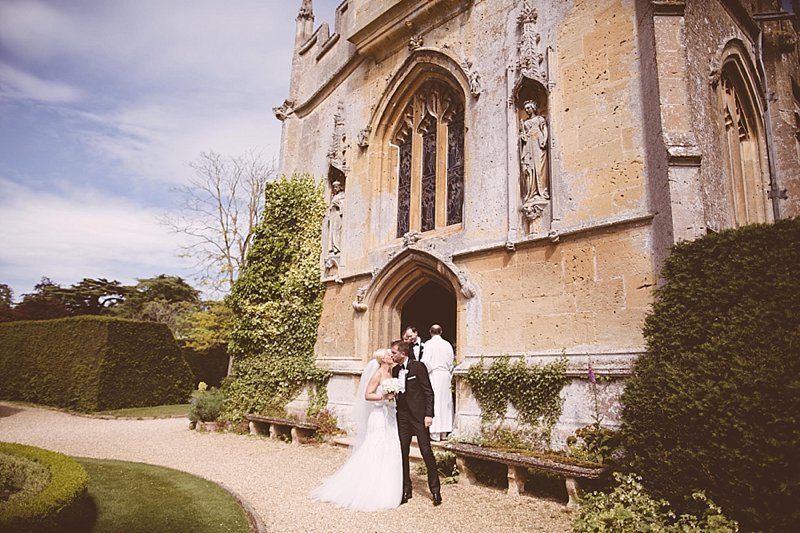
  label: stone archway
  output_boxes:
[400,280,457,349]
[364,249,462,352]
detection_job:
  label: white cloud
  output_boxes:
[0,0,343,298]
[0,61,84,103]
[0,178,194,297]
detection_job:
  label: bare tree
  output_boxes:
[162,150,275,293]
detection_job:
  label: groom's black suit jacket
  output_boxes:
[393,358,435,425]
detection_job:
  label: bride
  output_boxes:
[311,349,402,511]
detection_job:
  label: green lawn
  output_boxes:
[75,458,251,533]
[95,404,190,418]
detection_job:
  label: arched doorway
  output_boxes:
[400,280,457,348]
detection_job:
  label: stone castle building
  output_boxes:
[276,0,800,442]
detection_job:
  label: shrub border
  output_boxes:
[0,442,89,531]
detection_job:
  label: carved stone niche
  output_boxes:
[324,168,346,281]
[514,79,551,230]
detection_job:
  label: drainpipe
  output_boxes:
[752,10,795,220]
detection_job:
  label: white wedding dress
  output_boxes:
[312,381,403,512]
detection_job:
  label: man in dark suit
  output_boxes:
[391,340,442,506]
[402,325,424,361]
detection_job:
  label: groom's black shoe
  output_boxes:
[432,493,442,506]
[401,491,412,505]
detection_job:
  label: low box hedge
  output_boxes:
[0,442,89,533]
[0,315,194,411]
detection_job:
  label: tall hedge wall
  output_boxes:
[621,218,800,532]
[0,315,194,411]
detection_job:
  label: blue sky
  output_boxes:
[0,0,339,301]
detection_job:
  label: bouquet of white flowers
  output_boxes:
[380,377,402,401]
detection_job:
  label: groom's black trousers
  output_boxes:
[397,411,441,496]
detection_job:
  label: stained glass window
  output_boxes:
[393,78,464,237]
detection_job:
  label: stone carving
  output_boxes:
[519,99,549,219]
[297,0,313,19]
[462,58,482,97]
[409,34,424,51]
[326,180,345,255]
[517,1,547,85]
[327,102,349,171]
[456,270,476,298]
[324,255,343,283]
[352,287,368,312]
[357,127,371,148]
[272,99,295,121]
[402,231,421,247]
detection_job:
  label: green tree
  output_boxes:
[12,278,71,321]
[114,275,201,339]
[116,275,200,317]
[50,278,126,315]
[223,173,328,420]
[181,300,234,352]
[0,283,13,322]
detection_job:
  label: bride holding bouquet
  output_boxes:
[311,349,402,511]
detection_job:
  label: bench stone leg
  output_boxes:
[507,465,526,497]
[565,477,580,509]
[456,456,476,486]
[290,427,300,446]
[269,424,278,439]
[248,421,258,436]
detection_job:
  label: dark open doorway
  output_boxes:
[400,280,457,349]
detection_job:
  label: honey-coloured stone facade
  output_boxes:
[277,0,800,444]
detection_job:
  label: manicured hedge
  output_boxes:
[182,345,229,388]
[0,442,89,533]
[0,315,194,411]
[621,218,800,532]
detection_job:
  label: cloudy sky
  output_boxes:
[0,0,339,301]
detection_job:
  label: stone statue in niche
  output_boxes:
[327,180,345,255]
[519,99,549,216]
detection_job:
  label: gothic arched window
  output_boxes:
[719,59,769,226]
[392,79,464,237]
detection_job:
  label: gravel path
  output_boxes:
[0,402,572,533]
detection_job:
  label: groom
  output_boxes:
[391,340,442,506]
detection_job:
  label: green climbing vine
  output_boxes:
[222,173,330,421]
[464,354,569,443]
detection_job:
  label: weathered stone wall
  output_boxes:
[275,0,799,443]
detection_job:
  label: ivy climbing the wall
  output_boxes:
[464,355,568,446]
[223,173,330,421]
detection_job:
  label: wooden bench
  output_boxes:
[440,441,607,508]
[245,414,320,446]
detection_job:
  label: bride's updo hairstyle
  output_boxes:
[372,348,390,362]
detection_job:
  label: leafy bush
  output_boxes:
[188,382,225,423]
[0,452,49,505]
[0,443,89,533]
[566,425,621,465]
[464,355,568,445]
[573,472,738,532]
[415,451,459,485]
[0,315,194,411]
[621,218,800,531]
[224,174,330,420]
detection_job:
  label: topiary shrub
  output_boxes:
[0,315,194,411]
[0,452,49,505]
[223,173,330,421]
[0,443,89,533]
[621,218,800,531]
